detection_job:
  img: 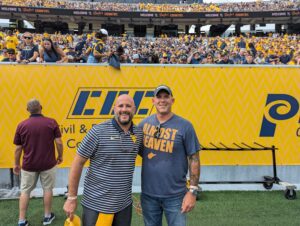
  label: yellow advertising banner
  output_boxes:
[0,65,299,167]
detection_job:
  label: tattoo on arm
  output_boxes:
[188,152,200,186]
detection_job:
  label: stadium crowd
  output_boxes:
[0,0,299,12]
[0,30,299,65]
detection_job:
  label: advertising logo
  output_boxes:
[68,87,155,119]
[260,94,299,137]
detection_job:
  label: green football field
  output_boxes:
[1,191,299,226]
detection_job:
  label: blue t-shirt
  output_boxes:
[138,114,200,198]
[20,45,38,61]
[43,50,60,62]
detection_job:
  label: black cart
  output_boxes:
[198,142,297,200]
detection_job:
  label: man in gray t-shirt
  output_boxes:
[138,85,201,226]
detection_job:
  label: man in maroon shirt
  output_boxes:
[13,99,63,226]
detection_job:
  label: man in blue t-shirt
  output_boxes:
[138,85,201,226]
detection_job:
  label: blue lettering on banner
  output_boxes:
[260,94,299,137]
[67,87,154,119]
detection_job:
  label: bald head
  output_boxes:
[114,94,136,127]
[27,98,42,114]
[115,94,135,107]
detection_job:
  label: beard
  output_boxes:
[115,112,133,125]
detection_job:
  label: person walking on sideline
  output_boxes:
[13,99,63,226]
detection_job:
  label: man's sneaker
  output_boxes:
[43,213,55,225]
[18,220,29,226]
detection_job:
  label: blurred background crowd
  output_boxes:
[0,0,299,12]
[0,29,299,64]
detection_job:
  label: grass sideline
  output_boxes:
[0,191,299,226]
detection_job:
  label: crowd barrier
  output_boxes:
[0,64,299,168]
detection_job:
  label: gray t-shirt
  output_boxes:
[139,114,200,198]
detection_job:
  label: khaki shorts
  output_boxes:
[20,166,56,194]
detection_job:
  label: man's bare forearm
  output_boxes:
[188,152,200,186]
[55,138,63,157]
[14,145,22,166]
[68,154,87,197]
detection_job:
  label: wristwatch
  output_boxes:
[189,188,198,196]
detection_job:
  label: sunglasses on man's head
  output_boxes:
[153,124,161,139]
[24,36,32,40]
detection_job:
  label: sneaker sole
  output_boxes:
[43,216,55,225]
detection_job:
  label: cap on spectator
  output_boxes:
[154,85,173,97]
[43,32,50,38]
[99,29,108,36]
[132,54,139,60]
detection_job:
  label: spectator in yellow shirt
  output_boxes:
[5,30,18,51]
